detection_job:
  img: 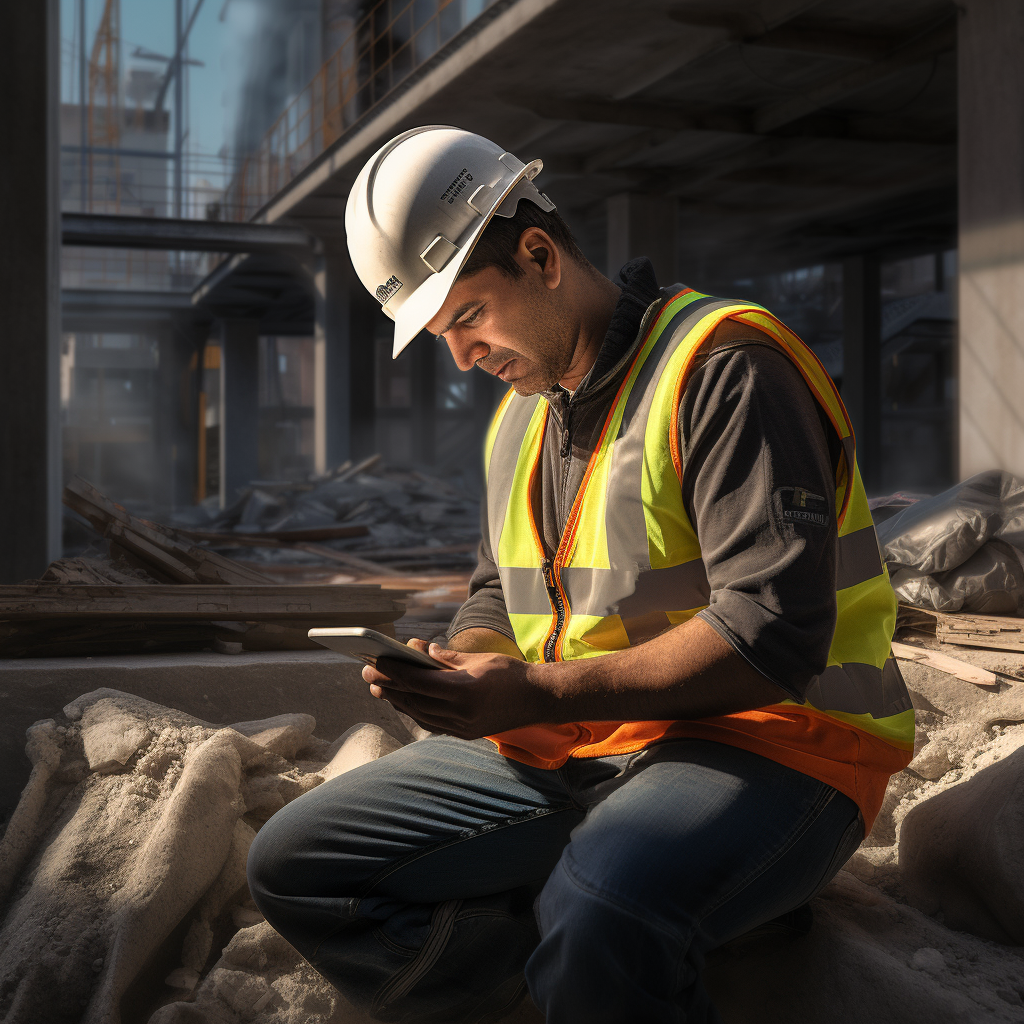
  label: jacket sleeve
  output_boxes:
[679,339,839,700]
[446,490,517,643]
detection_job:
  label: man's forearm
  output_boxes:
[531,616,787,723]
[372,617,789,740]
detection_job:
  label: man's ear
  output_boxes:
[516,227,561,290]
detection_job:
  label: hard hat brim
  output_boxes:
[390,160,543,358]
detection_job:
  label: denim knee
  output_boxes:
[245,804,299,918]
[527,857,708,1024]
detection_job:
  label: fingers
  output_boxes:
[373,686,474,738]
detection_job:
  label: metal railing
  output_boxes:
[225,0,496,222]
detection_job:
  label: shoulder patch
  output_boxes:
[779,487,830,527]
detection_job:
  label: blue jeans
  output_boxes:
[247,735,861,1024]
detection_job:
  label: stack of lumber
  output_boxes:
[0,478,406,658]
[896,604,1024,654]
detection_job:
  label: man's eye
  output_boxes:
[463,307,482,325]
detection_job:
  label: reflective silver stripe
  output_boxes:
[837,525,884,590]
[804,657,913,719]
[560,560,709,619]
[498,566,551,615]
[602,297,738,574]
[486,393,545,562]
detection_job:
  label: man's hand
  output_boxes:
[363,618,788,741]
[362,639,552,739]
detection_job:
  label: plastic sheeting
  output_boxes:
[876,470,1024,616]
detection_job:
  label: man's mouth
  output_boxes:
[494,359,514,381]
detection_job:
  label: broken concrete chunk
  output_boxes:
[80,698,154,773]
[900,745,1024,944]
[211,968,271,1015]
[181,919,214,974]
[25,719,62,771]
[908,739,954,781]
[164,966,200,991]
[227,713,317,759]
[321,723,404,782]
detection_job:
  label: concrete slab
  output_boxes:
[0,650,408,820]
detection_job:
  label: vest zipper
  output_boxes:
[541,557,565,662]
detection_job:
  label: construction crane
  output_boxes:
[86,0,121,213]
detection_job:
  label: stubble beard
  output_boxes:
[496,301,576,397]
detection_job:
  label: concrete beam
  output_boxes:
[62,213,315,253]
[668,12,896,62]
[754,18,956,134]
[957,0,1024,479]
[0,0,61,582]
[609,0,823,101]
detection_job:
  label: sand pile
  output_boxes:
[0,647,1023,1023]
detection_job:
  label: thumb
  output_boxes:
[428,643,462,668]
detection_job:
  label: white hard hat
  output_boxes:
[345,126,555,358]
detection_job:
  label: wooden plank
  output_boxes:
[292,544,402,576]
[891,640,1001,688]
[181,524,370,544]
[935,612,1024,653]
[0,584,405,621]
[63,476,274,585]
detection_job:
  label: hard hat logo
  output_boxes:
[375,276,404,305]
[346,125,555,358]
[441,169,474,204]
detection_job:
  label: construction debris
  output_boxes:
[878,470,1024,617]
[890,641,1002,688]
[897,605,1024,655]
[64,477,274,586]
[3,646,1024,1024]
[168,456,482,574]
[0,478,412,658]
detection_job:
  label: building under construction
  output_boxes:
[2,1,1024,1022]
[8,0,1019,580]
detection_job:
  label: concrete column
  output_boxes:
[219,319,260,507]
[958,0,1024,479]
[606,193,679,285]
[842,254,882,494]
[0,0,61,581]
[155,324,203,514]
[313,251,377,473]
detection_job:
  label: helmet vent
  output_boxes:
[420,234,459,273]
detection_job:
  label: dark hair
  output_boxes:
[459,199,589,281]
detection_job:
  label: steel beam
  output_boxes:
[62,213,315,253]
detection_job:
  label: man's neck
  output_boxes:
[557,267,621,393]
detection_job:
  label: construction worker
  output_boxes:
[247,127,914,1024]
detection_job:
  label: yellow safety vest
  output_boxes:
[483,287,914,827]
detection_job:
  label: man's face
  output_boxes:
[424,243,574,396]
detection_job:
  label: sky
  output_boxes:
[59,0,239,164]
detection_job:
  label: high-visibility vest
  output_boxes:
[483,287,914,823]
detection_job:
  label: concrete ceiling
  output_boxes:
[256,0,958,284]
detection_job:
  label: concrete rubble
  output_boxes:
[169,456,482,575]
[1,649,1023,1022]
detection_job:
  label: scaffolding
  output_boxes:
[224,0,492,222]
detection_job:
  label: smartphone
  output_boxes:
[307,627,445,669]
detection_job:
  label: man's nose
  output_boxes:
[446,335,489,372]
